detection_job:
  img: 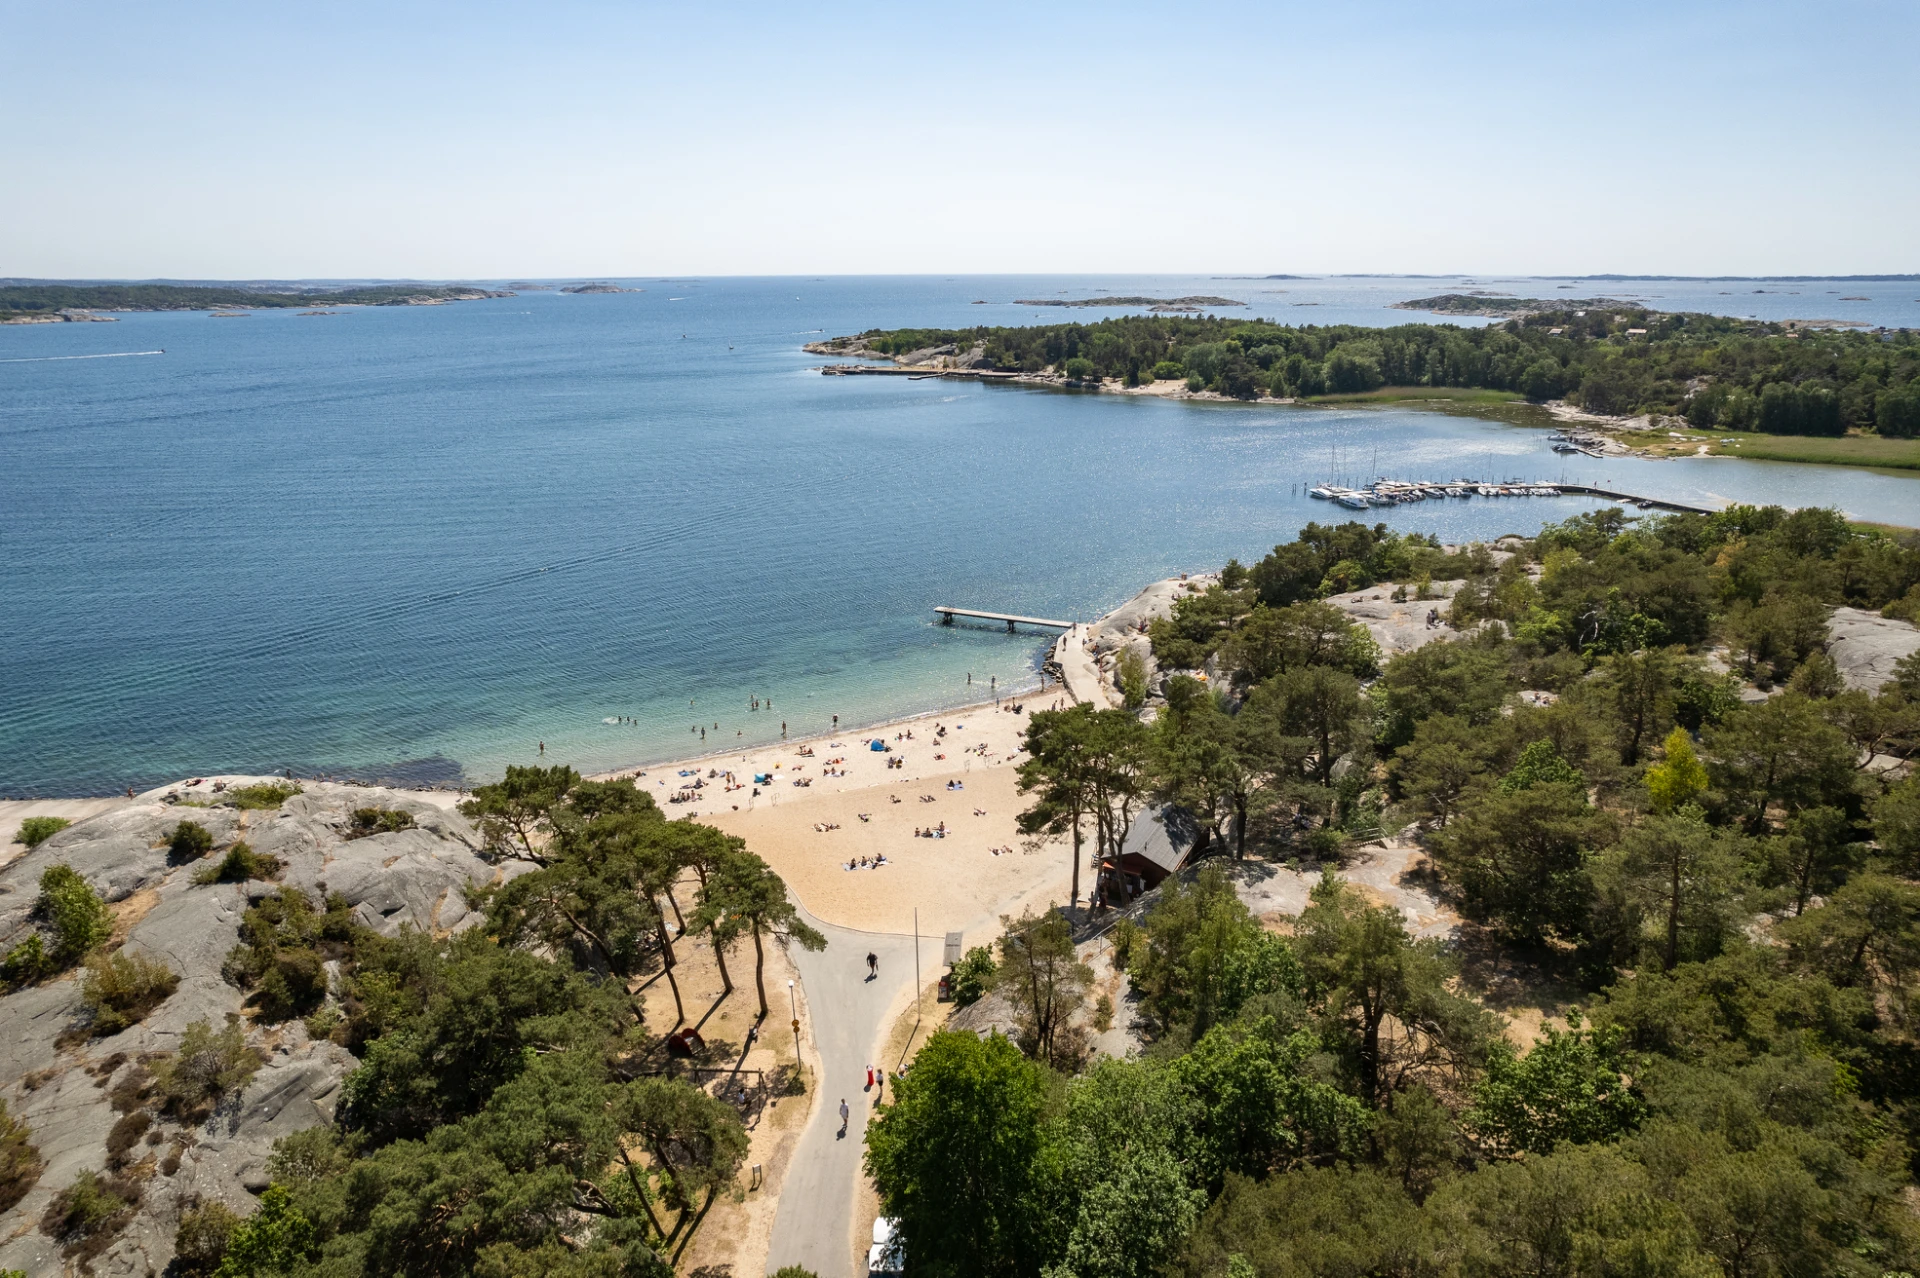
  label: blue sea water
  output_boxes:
[3,275,1918,796]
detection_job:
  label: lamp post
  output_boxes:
[788,979,801,1074]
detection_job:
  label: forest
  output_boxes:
[866,504,1920,1278]
[849,310,1920,437]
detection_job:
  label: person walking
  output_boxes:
[866,1065,874,1089]
[839,1098,850,1135]
[866,951,878,978]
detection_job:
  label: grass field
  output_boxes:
[1701,431,1920,472]
[1309,386,1558,428]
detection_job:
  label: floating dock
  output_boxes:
[935,607,1075,632]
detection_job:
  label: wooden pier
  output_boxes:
[1549,485,1717,515]
[935,606,1075,632]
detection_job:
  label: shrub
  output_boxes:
[14,816,70,848]
[81,950,181,1035]
[153,1019,261,1121]
[1116,648,1149,710]
[168,820,214,863]
[37,865,113,964]
[103,1110,151,1169]
[256,948,329,1022]
[1063,356,1096,381]
[347,807,415,838]
[0,1100,44,1213]
[173,1198,241,1275]
[227,782,302,811]
[192,841,282,885]
[39,1169,138,1259]
[1151,360,1184,381]
[2,935,50,989]
[222,888,356,1021]
[949,945,997,1006]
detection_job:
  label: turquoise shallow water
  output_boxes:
[3,275,1917,796]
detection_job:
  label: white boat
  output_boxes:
[1308,485,1337,500]
[1336,493,1372,509]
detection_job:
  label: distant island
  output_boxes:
[1011,295,1243,312]
[0,282,512,323]
[806,305,1920,441]
[559,282,643,294]
[1397,292,1873,329]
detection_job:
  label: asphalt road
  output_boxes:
[763,907,941,1278]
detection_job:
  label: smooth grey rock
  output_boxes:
[0,780,497,1276]
[1827,607,1920,692]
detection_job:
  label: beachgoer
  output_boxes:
[867,951,878,977]
[839,1099,849,1131]
[866,1066,874,1088]
[538,741,545,755]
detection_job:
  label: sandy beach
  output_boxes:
[601,693,1083,935]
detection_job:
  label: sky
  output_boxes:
[3,0,1916,279]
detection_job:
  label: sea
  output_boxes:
[4,274,1918,797]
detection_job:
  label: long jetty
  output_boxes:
[1539,484,1715,514]
[935,607,1075,632]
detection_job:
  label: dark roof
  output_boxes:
[1119,805,1199,875]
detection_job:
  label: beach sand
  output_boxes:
[604,695,1082,936]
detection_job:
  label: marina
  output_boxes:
[1307,478,1716,515]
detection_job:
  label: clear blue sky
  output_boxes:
[4,0,1915,278]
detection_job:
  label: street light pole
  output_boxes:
[788,979,802,1075]
[913,907,921,1024]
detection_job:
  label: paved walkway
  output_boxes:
[764,907,940,1278]
[1049,624,1115,709]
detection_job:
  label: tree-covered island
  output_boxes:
[0,282,513,322]
[812,306,1920,438]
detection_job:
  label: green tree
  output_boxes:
[1588,811,1747,972]
[1046,1060,1205,1278]
[1168,1019,1369,1189]
[700,847,826,1019]
[459,763,581,863]
[1779,872,1920,1026]
[1432,781,1607,945]
[1270,664,1366,789]
[1705,694,1858,832]
[865,1031,1054,1278]
[1758,805,1865,916]
[1169,1166,1427,1278]
[1019,704,1099,908]
[1427,1142,1711,1278]
[998,907,1094,1067]
[1131,867,1301,1041]
[213,1184,314,1277]
[1389,713,1496,827]
[1293,874,1490,1107]
[1469,1011,1646,1157]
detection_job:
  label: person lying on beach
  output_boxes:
[974,807,986,816]
[858,813,870,822]
[890,794,901,803]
